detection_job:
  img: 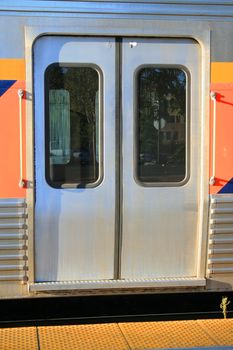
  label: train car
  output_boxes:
[0,0,233,300]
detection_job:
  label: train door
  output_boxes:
[120,38,201,279]
[34,37,117,281]
[34,36,202,283]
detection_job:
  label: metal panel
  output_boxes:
[1,0,233,17]
[7,0,233,4]
[34,36,116,281]
[34,36,206,286]
[30,277,205,291]
[208,194,233,275]
[121,38,202,279]
[0,198,28,282]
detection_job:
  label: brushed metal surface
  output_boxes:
[34,36,116,281]
[121,38,201,279]
[1,0,233,18]
[30,277,205,291]
[34,36,206,284]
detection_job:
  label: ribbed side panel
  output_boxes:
[0,199,28,282]
[208,195,233,275]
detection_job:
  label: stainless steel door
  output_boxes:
[34,37,116,281]
[121,38,201,279]
[34,36,202,283]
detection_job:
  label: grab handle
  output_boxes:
[210,92,217,185]
[18,89,25,188]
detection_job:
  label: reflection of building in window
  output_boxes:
[49,89,70,164]
[161,114,185,144]
[166,132,171,141]
[174,131,178,141]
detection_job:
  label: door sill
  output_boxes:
[29,277,206,292]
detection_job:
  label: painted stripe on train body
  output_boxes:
[0,80,16,97]
[0,60,232,197]
[0,59,25,198]
[0,59,25,81]
[218,178,233,194]
[210,62,233,194]
[211,62,233,84]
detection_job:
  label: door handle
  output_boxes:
[210,91,217,185]
[18,89,25,188]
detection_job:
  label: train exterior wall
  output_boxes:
[0,0,232,297]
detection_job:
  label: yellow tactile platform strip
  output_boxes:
[119,320,217,349]
[0,319,233,350]
[197,319,233,346]
[0,326,38,350]
[38,324,130,350]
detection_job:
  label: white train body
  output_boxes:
[0,0,233,298]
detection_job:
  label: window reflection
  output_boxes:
[137,67,187,183]
[45,65,100,188]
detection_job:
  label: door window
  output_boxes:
[45,64,101,188]
[136,67,187,184]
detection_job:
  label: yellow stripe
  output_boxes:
[0,60,232,85]
[0,59,25,80]
[211,62,233,83]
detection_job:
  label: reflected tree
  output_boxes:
[45,65,99,186]
[138,68,186,182]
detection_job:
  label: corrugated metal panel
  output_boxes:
[0,0,233,17]
[0,198,28,282]
[208,195,233,275]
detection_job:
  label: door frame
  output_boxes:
[25,19,210,291]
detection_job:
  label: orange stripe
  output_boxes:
[0,59,25,80]
[0,80,26,198]
[211,62,233,83]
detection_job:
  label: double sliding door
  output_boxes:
[34,36,201,283]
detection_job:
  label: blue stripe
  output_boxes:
[0,80,16,97]
[218,177,233,194]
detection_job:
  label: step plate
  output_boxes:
[30,277,206,292]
